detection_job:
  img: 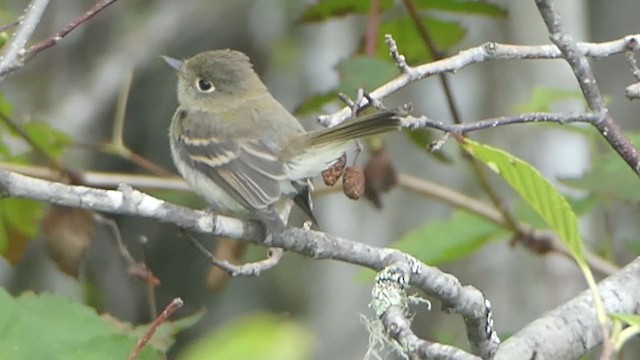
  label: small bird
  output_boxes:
[164,49,401,231]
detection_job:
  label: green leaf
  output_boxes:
[0,32,8,49]
[22,122,71,158]
[1,199,44,237]
[462,139,585,266]
[0,289,162,360]
[298,0,393,23]
[337,56,398,98]
[414,0,507,17]
[377,16,466,64]
[609,313,640,326]
[0,199,44,261]
[0,91,12,117]
[515,87,584,113]
[294,92,338,116]
[561,133,640,201]
[0,217,7,255]
[178,313,314,360]
[391,211,505,265]
[513,195,597,230]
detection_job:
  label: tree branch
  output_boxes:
[317,33,640,127]
[0,168,497,357]
[0,0,120,79]
[0,0,50,80]
[494,257,640,359]
[534,0,640,177]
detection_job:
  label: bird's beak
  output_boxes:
[161,55,183,71]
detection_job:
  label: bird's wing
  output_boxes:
[176,127,287,229]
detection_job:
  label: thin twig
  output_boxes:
[138,236,158,318]
[93,214,160,291]
[0,20,21,33]
[534,0,639,178]
[319,33,640,127]
[0,162,187,190]
[402,112,602,133]
[0,0,50,80]
[184,231,283,276]
[0,112,67,174]
[0,0,120,78]
[127,297,183,360]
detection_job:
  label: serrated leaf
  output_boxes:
[515,87,584,113]
[560,133,640,201]
[0,289,162,360]
[337,56,398,98]
[294,92,338,116]
[414,0,507,17]
[22,122,71,158]
[391,211,505,265]
[298,0,393,23]
[461,138,586,266]
[178,313,314,360]
[377,16,466,64]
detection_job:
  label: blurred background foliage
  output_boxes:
[0,0,639,359]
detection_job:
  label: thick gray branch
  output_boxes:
[494,257,640,359]
[0,169,493,357]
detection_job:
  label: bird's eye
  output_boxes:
[196,79,215,93]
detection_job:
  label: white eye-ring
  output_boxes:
[196,78,215,93]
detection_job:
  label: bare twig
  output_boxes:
[535,0,639,177]
[0,112,67,174]
[138,236,158,318]
[0,20,21,33]
[185,231,284,276]
[0,0,120,78]
[0,162,186,190]
[385,35,410,74]
[319,33,640,127]
[128,297,183,360]
[94,214,160,311]
[0,0,50,80]
[403,112,602,133]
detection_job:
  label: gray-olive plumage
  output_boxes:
[165,49,400,231]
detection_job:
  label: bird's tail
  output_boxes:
[307,111,402,146]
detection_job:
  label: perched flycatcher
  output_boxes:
[164,49,400,231]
